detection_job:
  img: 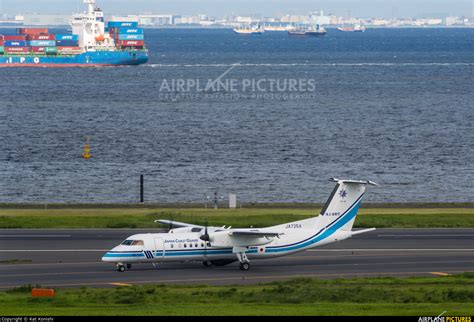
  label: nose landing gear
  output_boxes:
[116,263,132,272]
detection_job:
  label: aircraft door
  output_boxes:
[154,238,165,259]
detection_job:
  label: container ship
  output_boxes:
[0,0,148,67]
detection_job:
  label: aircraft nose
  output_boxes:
[101,246,119,262]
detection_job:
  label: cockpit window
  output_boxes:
[121,240,144,246]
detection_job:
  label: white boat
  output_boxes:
[233,23,265,35]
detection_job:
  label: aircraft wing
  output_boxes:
[154,220,204,229]
[229,229,281,238]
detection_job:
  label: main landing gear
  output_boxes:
[116,263,132,272]
[236,252,250,271]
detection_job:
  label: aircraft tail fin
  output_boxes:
[318,178,378,232]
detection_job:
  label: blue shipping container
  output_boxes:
[118,28,144,35]
[118,34,144,40]
[29,40,56,47]
[5,40,27,47]
[55,34,79,41]
[107,21,138,28]
[56,40,79,47]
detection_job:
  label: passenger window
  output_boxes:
[201,243,204,247]
[189,243,193,248]
[195,243,198,248]
[170,244,174,249]
[184,244,187,248]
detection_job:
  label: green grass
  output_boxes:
[1,274,473,316]
[0,206,473,229]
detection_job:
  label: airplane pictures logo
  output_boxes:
[157,63,317,101]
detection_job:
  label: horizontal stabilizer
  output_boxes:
[350,228,376,236]
[329,178,379,186]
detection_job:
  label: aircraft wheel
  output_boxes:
[126,263,132,270]
[203,260,212,267]
[239,262,250,271]
[117,264,126,272]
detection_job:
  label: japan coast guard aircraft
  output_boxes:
[102,179,378,272]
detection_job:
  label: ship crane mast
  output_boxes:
[84,0,96,15]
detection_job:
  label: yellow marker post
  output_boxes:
[82,138,92,159]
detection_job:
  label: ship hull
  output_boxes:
[0,50,148,67]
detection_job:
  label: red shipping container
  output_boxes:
[28,34,55,41]
[18,28,49,35]
[4,35,27,41]
[117,40,144,47]
[31,47,46,53]
[5,47,29,53]
[0,39,4,46]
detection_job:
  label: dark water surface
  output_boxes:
[0,28,473,203]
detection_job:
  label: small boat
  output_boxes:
[233,23,265,35]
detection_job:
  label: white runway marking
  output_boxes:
[0,235,71,238]
[378,234,474,237]
[308,249,474,252]
[0,249,108,252]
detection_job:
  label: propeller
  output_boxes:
[200,219,210,242]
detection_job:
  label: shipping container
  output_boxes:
[56,46,82,54]
[0,39,4,46]
[30,46,58,54]
[28,34,55,41]
[117,34,144,41]
[29,40,56,47]
[31,47,46,53]
[117,28,144,35]
[0,46,4,54]
[45,47,58,54]
[56,40,79,47]
[55,34,79,41]
[116,40,145,47]
[107,21,138,28]
[4,40,27,47]
[4,47,29,53]
[4,35,27,41]
[18,28,49,35]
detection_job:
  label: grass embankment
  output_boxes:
[0,206,473,229]
[1,274,473,316]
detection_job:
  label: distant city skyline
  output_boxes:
[0,0,472,18]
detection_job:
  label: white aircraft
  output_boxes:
[102,178,378,272]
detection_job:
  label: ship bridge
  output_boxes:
[70,0,115,51]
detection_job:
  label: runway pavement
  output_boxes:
[0,228,473,289]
